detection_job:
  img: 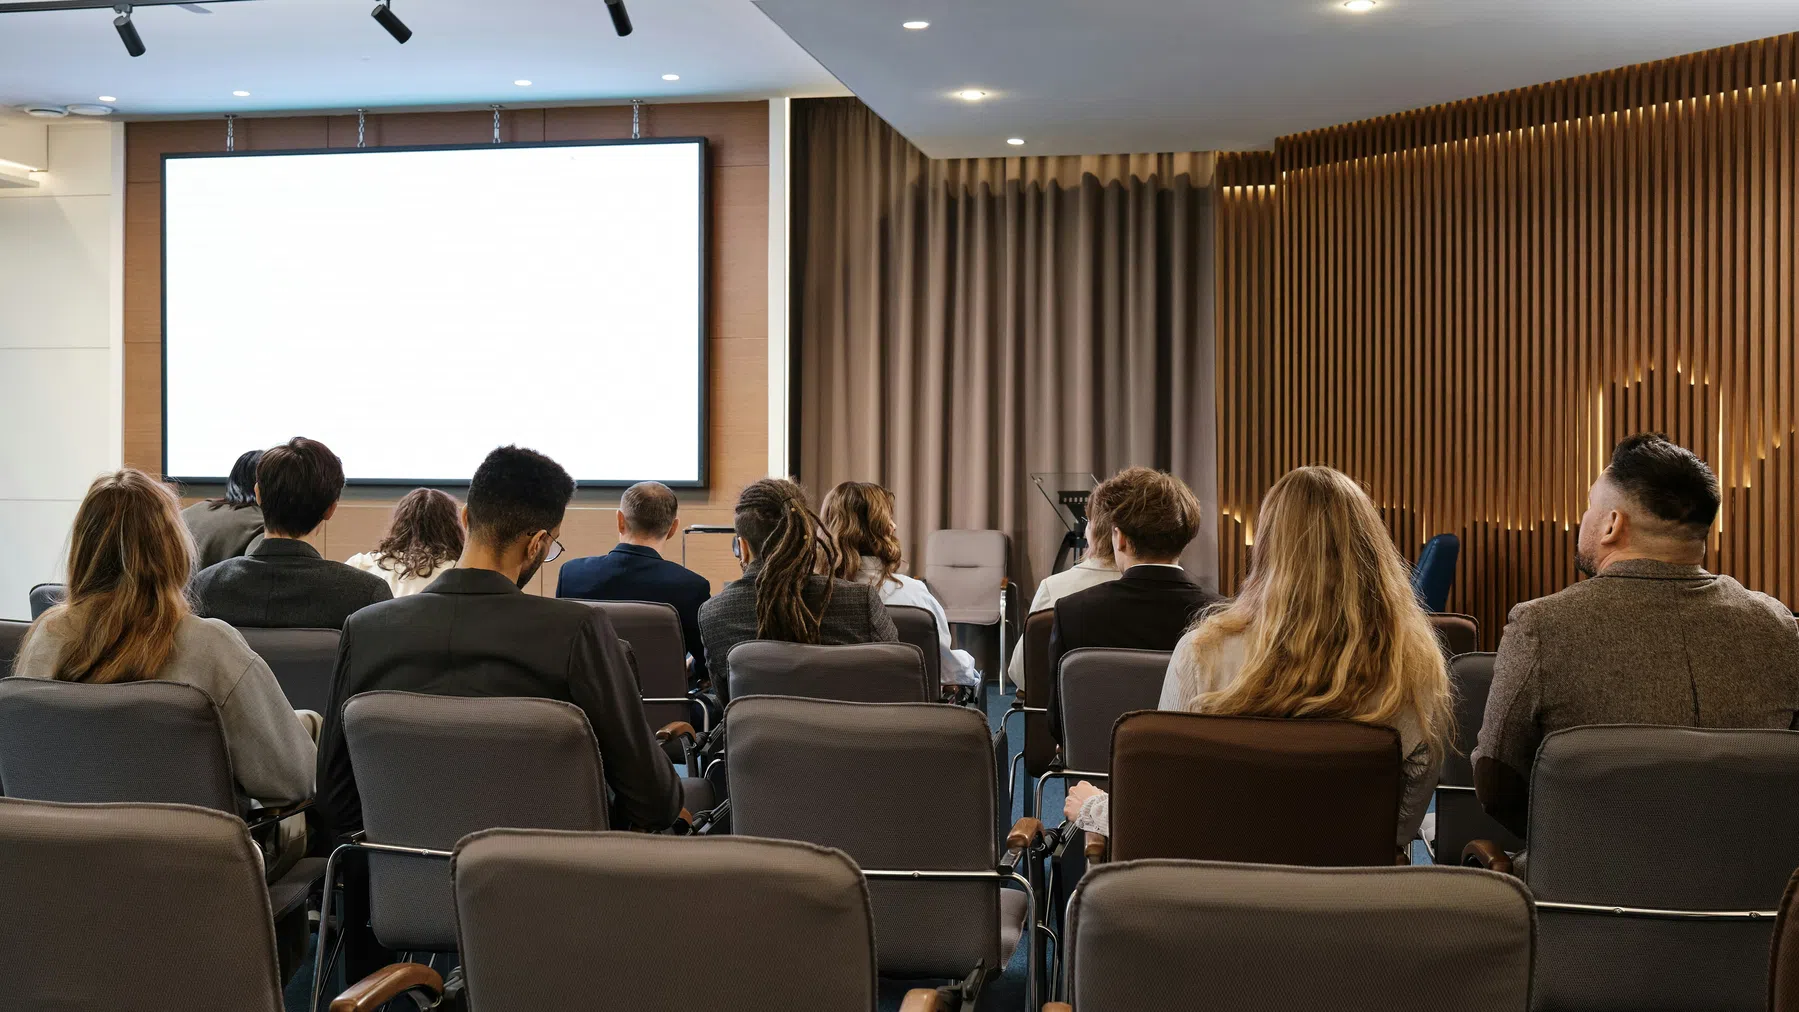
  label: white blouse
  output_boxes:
[344,552,458,599]
[854,557,980,686]
[1007,558,1122,686]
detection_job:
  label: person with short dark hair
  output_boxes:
[556,481,713,684]
[1045,467,1220,741]
[190,438,391,629]
[345,488,464,597]
[1475,433,1799,839]
[181,449,268,570]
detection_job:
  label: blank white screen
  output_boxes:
[163,141,705,484]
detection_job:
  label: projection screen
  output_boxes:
[162,138,707,486]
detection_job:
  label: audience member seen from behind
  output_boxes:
[344,488,464,597]
[699,477,898,701]
[1045,467,1219,741]
[1066,465,1454,852]
[1007,492,1122,687]
[822,480,978,692]
[1474,433,1799,839]
[556,481,712,686]
[191,437,391,629]
[12,469,316,875]
[180,449,267,570]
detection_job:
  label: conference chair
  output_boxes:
[0,798,443,1012]
[887,604,944,689]
[0,618,27,667]
[26,581,62,619]
[575,599,712,762]
[1034,647,1172,820]
[1085,710,1402,866]
[925,530,1012,688]
[1411,534,1460,612]
[1002,610,1057,815]
[1428,612,1481,659]
[1772,868,1799,1012]
[313,690,702,1011]
[236,625,340,715]
[451,829,946,1011]
[1464,725,1799,1011]
[726,640,932,704]
[1051,859,1534,1011]
[1433,652,1524,865]
[729,696,1043,1011]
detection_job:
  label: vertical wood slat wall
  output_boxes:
[1215,34,1799,645]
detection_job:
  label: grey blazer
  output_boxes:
[192,537,392,631]
[1474,558,1799,836]
[698,560,898,701]
[180,500,266,571]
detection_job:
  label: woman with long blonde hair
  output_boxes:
[1067,466,1453,848]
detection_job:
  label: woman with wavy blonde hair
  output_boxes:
[1067,466,1453,848]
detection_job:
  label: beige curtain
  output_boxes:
[792,98,1219,598]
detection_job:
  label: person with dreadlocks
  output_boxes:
[698,477,898,701]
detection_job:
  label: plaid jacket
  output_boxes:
[698,561,898,700]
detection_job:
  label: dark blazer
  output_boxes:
[698,560,898,702]
[180,500,266,571]
[556,543,713,682]
[314,567,683,847]
[1046,565,1220,741]
[192,537,391,630]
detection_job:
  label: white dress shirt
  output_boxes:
[1007,557,1122,686]
[855,556,980,686]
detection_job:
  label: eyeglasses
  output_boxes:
[545,538,564,563]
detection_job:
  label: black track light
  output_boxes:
[113,4,145,57]
[604,0,632,37]
[371,1,411,43]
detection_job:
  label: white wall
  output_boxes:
[0,121,125,621]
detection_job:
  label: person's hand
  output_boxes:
[1064,781,1102,823]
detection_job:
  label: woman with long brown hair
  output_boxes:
[13,469,315,812]
[1066,466,1453,849]
[345,488,464,596]
[821,480,978,689]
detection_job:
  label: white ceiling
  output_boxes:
[754,0,1799,157]
[0,0,847,118]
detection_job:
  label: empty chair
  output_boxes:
[26,582,63,619]
[0,797,441,1012]
[729,696,1041,1009]
[1003,610,1058,814]
[1428,612,1480,659]
[887,604,943,689]
[1053,860,1533,1011]
[1433,652,1523,865]
[1411,534,1460,612]
[236,626,341,715]
[925,530,1011,684]
[1465,725,1799,1012]
[727,640,930,703]
[452,829,945,1010]
[1035,648,1172,816]
[1093,710,1402,866]
[0,619,27,667]
[577,599,709,759]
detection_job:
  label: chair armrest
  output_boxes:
[244,798,312,832]
[656,721,698,743]
[1461,839,1513,874]
[1007,817,1044,852]
[1044,1004,1074,1012]
[1084,831,1108,864]
[900,988,944,1012]
[329,962,443,1012]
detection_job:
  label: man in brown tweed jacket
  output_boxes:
[1475,433,1799,838]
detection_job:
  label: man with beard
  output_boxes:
[1474,433,1799,839]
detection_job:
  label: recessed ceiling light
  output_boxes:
[1342,0,1376,10]
[98,95,117,103]
[232,90,250,97]
[902,20,929,30]
[955,89,987,102]
[662,73,680,81]
[1006,137,1025,146]
[66,104,115,117]
[514,79,532,86]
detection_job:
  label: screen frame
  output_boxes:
[160,136,711,489]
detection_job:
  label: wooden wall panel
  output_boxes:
[128,102,769,594]
[1215,34,1799,645]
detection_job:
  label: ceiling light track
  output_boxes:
[0,0,253,10]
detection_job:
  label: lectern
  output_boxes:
[1032,472,1098,575]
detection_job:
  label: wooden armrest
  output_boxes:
[900,988,944,1012]
[1461,839,1513,874]
[1044,1004,1074,1012]
[330,962,443,1012]
[1084,831,1108,864]
[656,721,697,742]
[1006,817,1044,852]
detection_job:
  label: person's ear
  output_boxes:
[615,511,628,537]
[461,505,472,529]
[322,501,340,524]
[1112,527,1128,556]
[666,516,681,541]
[253,482,263,506]
[1599,509,1627,546]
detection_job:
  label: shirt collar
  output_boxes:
[1596,558,1711,581]
[611,542,663,561]
[250,537,322,560]
[424,568,526,595]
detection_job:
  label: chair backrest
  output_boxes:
[342,690,611,951]
[454,830,878,1009]
[1428,612,1480,659]
[727,640,929,703]
[1526,725,1799,1012]
[885,605,942,688]
[0,619,28,668]
[1057,647,1173,773]
[573,600,690,727]
[235,626,340,715]
[27,583,64,620]
[1021,609,1057,778]
[0,677,240,812]
[1063,859,1533,1012]
[0,797,282,1012]
[924,530,1008,625]
[727,695,1001,979]
[1411,534,1460,612]
[1772,869,1799,1012]
[1108,710,1401,865]
[1435,652,1523,865]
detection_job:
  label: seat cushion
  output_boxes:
[999,888,1028,966]
[269,857,325,919]
[681,777,717,815]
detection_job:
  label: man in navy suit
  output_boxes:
[556,481,713,685]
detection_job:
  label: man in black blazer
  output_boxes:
[1046,467,1219,742]
[192,437,391,629]
[556,481,712,685]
